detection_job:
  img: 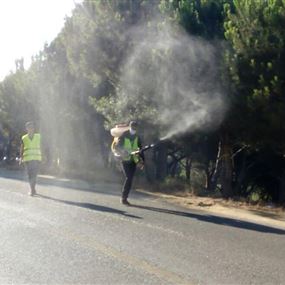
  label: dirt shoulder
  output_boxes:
[137,188,285,229]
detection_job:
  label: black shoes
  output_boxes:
[121,198,131,206]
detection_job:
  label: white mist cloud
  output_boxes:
[119,21,227,139]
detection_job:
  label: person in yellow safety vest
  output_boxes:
[115,121,144,205]
[19,121,42,196]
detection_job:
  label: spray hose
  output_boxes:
[131,142,162,155]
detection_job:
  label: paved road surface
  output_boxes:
[0,169,285,284]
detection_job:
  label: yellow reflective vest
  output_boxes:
[22,133,42,162]
[123,136,140,163]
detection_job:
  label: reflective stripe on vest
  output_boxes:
[22,133,42,162]
[123,136,139,163]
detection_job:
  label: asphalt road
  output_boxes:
[0,169,285,285]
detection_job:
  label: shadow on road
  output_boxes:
[37,194,142,219]
[0,169,121,197]
[2,170,284,234]
[131,204,285,235]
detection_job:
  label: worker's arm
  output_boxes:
[19,142,24,165]
[137,137,145,162]
[40,135,45,162]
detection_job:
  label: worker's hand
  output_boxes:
[120,150,130,159]
[137,161,144,170]
[18,158,23,166]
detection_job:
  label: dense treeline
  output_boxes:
[0,0,285,204]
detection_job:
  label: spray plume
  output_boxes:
[119,20,227,140]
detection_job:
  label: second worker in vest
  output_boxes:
[20,121,42,196]
[115,121,144,205]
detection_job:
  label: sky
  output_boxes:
[0,0,80,80]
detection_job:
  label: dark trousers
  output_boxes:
[25,160,40,190]
[121,160,136,200]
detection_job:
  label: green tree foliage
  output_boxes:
[224,0,285,201]
[65,0,160,129]
[224,0,285,148]
[160,0,232,39]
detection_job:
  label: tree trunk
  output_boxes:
[185,157,192,184]
[220,134,234,198]
[233,151,247,196]
[210,141,222,191]
[144,150,156,183]
[156,143,167,181]
[205,160,214,190]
